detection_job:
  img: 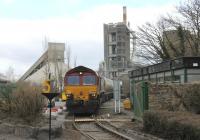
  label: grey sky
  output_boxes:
[0,0,180,78]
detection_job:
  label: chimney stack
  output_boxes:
[123,6,127,24]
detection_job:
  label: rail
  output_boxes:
[73,115,134,140]
[100,116,163,140]
[95,118,134,140]
[72,116,96,140]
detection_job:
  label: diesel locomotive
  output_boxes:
[62,66,113,114]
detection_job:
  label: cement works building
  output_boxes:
[103,6,135,79]
[129,57,200,84]
[19,42,68,85]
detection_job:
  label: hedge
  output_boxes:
[143,110,200,140]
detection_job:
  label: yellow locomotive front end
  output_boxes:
[63,66,100,114]
[65,85,97,102]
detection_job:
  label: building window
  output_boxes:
[112,45,116,54]
[172,75,180,83]
[117,42,122,46]
[117,28,123,33]
[111,33,116,42]
[111,57,116,60]
[112,72,117,77]
[118,36,121,41]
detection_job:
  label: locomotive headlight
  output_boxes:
[91,93,96,97]
[66,94,72,97]
[89,92,96,97]
[66,93,73,99]
[66,90,72,96]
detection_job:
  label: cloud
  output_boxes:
[2,0,14,5]
[64,0,82,6]
[0,3,177,76]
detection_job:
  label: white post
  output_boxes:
[115,100,116,112]
[114,80,121,113]
[118,80,121,113]
[119,100,121,113]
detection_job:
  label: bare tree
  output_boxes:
[51,47,64,92]
[42,39,65,92]
[161,0,200,57]
[66,45,71,70]
[5,66,15,82]
[53,42,72,92]
[43,37,51,80]
[98,61,106,77]
[136,20,171,64]
[178,0,200,55]
[74,56,77,68]
[137,20,191,64]
[136,0,200,64]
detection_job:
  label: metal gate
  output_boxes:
[130,80,148,121]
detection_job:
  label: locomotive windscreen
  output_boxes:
[83,75,96,85]
[67,76,80,85]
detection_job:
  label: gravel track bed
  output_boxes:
[62,99,163,140]
[96,100,163,140]
[74,121,123,140]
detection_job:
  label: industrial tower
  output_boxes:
[104,6,135,79]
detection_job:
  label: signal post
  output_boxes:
[41,80,59,140]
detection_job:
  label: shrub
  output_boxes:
[0,82,45,124]
[0,83,16,113]
[143,110,200,140]
[182,83,200,114]
[11,82,45,123]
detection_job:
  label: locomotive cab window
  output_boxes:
[83,75,96,85]
[67,76,80,85]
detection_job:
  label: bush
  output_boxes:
[12,82,45,123]
[0,82,45,124]
[143,110,200,140]
[0,83,16,113]
[182,83,200,114]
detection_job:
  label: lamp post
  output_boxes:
[41,93,59,140]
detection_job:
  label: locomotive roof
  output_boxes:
[65,66,96,75]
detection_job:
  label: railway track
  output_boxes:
[99,117,163,140]
[72,115,134,140]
